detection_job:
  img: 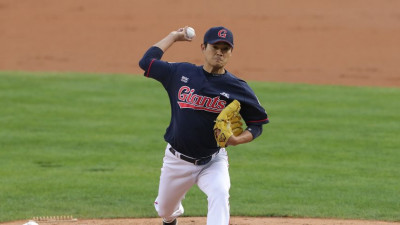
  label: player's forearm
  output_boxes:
[227,130,253,146]
[153,27,191,52]
[139,30,183,70]
[153,32,180,52]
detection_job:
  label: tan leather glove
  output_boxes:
[213,100,243,147]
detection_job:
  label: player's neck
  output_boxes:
[203,65,225,75]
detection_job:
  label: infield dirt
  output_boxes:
[2,217,400,225]
[0,0,399,224]
[1,0,400,87]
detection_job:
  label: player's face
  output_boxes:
[202,42,232,73]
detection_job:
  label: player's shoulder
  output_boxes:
[168,62,198,72]
[225,71,249,85]
[170,62,198,68]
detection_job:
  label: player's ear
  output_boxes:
[201,43,206,51]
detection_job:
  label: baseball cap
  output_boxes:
[203,26,234,48]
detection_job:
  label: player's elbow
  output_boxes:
[138,57,147,70]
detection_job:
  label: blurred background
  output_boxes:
[1,0,400,86]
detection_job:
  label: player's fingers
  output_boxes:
[232,127,243,136]
[174,27,193,42]
[230,115,242,123]
[230,121,243,129]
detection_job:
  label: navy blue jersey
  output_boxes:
[139,46,269,158]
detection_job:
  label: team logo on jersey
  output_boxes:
[181,76,189,83]
[220,92,230,99]
[177,86,227,113]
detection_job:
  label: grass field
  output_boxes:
[0,71,399,222]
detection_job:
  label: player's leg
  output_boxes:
[197,149,230,225]
[154,144,197,223]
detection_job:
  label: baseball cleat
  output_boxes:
[163,218,177,225]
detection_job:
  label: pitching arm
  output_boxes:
[153,27,193,52]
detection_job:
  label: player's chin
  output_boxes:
[213,61,227,68]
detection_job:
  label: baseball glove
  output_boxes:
[213,100,243,147]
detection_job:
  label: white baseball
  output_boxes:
[186,27,196,39]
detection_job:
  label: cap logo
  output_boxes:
[218,29,228,38]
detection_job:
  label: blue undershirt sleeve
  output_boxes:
[246,124,263,140]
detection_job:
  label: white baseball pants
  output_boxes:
[154,143,230,225]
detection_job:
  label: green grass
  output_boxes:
[0,71,399,222]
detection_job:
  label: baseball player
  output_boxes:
[138,26,269,225]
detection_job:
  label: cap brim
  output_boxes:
[208,39,234,48]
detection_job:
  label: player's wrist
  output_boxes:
[168,32,179,42]
[226,135,239,146]
[227,131,253,147]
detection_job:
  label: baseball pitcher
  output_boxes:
[138,26,269,225]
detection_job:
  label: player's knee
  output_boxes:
[209,181,230,195]
[207,187,230,201]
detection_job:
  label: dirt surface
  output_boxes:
[1,0,400,87]
[2,217,400,225]
[1,0,399,225]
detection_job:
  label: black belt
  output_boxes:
[169,147,219,166]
